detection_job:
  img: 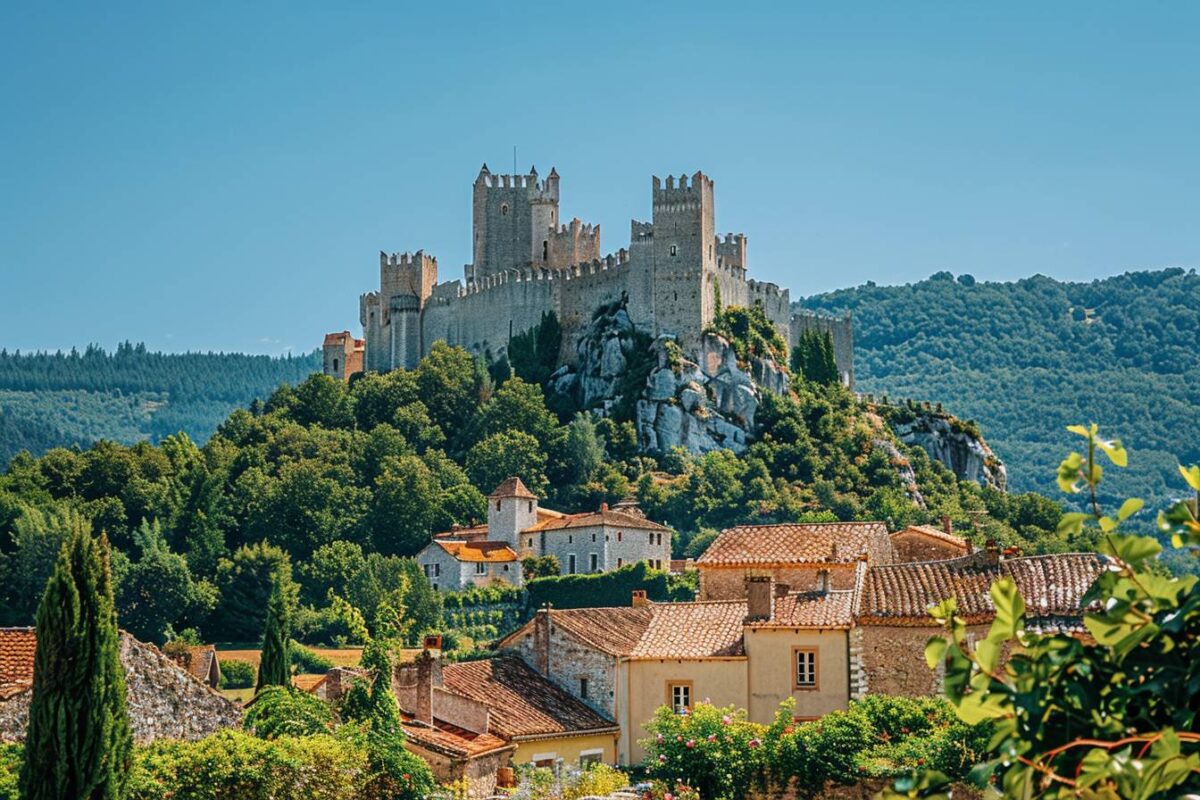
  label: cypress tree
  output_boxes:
[20,529,132,800]
[255,579,292,692]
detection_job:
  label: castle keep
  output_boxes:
[328,164,852,384]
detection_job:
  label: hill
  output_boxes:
[0,343,321,463]
[797,268,1200,511]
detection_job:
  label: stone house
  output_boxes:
[0,628,241,743]
[854,549,1106,696]
[321,331,364,381]
[889,521,972,563]
[498,576,859,765]
[166,643,222,688]
[417,477,671,588]
[695,521,893,599]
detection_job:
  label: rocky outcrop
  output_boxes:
[550,305,790,455]
[0,631,242,743]
[892,413,1007,492]
[637,333,790,454]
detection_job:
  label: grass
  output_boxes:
[214,644,366,668]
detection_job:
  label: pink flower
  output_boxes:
[685,739,695,748]
[675,735,683,742]
[658,754,667,763]
[721,715,732,725]
[656,733,663,743]
[707,734,717,742]
[749,738,761,749]
[665,794,674,800]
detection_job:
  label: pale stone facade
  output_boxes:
[325,164,853,384]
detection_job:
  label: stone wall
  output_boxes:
[791,310,854,388]
[891,531,969,564]
[505,612,618,720]
[699,565,858,601]
[857,623,994,697]
[0,633,241,743]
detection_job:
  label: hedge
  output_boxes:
[526,561,684,611]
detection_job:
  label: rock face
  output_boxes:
[892,413,1007,492]
[553,306,791,455]
[0,631,242,743]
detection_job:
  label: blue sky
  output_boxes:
[2,2,1197,355]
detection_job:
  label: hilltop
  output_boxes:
[797,268,1200,510]
[0,343,320,463]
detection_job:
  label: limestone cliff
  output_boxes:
[551,304,789,454]
[887,409,1007,492]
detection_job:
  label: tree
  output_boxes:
[415,342,488,444]
[465,430,549,498]
[367,455,439,556]
[256,578,293,692]
[20,528,132,800]
[887,427,1200,799]
[211,540,295,643]
[116,519,217,644]
[0,504,88,626]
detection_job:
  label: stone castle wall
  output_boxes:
[791,310,854,387]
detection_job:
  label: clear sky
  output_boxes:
[2,2,1197,355]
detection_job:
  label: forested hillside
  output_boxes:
[798,268,1200,510]
[0,343,320,463]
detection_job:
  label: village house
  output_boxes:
[166,643,222,689]
[0,628,241,743]
[695,521,894,599]
[889,520,973,563]
[416,477,672,589]
[497,574,860,765]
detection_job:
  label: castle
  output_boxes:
[323,164,852,385]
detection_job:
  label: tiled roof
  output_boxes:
[696,522,893,566]
[0,628,37,690]
[893,525,971,550]
[488,477,538,500]
[441,657,618,740]
[758,590,855,629]
[435,541,519,563]
[544,607,654,656]
[323,331,352,346]
[860,552,1107,625]
[433,524,490,542]
[401,714,513,759]
[628,601,747,658]
[292,674,326,692]
[524,508,671,533]
[170,645,217,683]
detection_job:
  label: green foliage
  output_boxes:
[709,303,789,365]
[889,426,1200,798]
[217,659,255,689]
[210,541,295,643]
[21,527,132,800]
[117,519,217,644]
[521,554,561,579]
[0,344,320,466]
[290,641,334,673]
[465,429,548,497]
[0,504,89,626]
[802,269,1200,512]
[256,579,292,692]
[525,561,673,611]
[790,329,839,385]
[243,686,333,739]
[507,310,563,387]
[641,702,767,800]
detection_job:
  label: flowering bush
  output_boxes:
[641,702,768,800]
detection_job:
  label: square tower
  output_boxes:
[470,165,561,281]
[486,476,539,551]
[651,171,716,352]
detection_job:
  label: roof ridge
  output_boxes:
[725,520,887,530]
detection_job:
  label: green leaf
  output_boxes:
[1067,424,1094,439]
[1098,533,1161,567]
[924,636,948,669]
[1096,436,1128,467]
[1099,516,1117,533]
[1057,452,1085,494]
[1180,464,1200,492]
[1116,498,1144,521]
[1057,512,1090,536]
[987,578,1025,642]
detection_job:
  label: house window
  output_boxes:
[617,558,623,568]
[591,533,596,542]
[475,563,487,575]
[542,241,548,261]
[423,564,432,578]
[579,677,589,699]
[496,500,501,510]
[648,532,653,544]
[527,538,533,549]
[590,553,598,572]
[528,501,533,512]
[667,681,692,713]
[434,564,441,577]
[617,531,623,542]
[503,564,509,572]
[580,750,602,767]
[794,647,818,690]
[568,554,576,574]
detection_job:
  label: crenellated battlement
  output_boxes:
[630,220,653,240]
[380,250,438,268]
[551,218,598,237]
[474,163,559,201]
[652,171,714,205]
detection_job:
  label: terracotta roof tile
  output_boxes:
[860,552,1107,625]
[524,508,671,533]
[0,628,37,689]
[435,541,519,563]
[401,714,513,759]
[545,607,654,655]
[759,590,855,629]
[893,525,971,551]
[169,645,217,683]
[697,522,893,566]
[322,331,353,346]
[441,657,617,739]
[488,477,538,499]
[292,674,326,692]
[433,524,490,542]
[628,601,747,658]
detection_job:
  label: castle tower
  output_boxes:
[651,171,716,352]
[365,250,438,371]
[470,164,561,281]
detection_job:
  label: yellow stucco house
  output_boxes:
[499,569,860,765]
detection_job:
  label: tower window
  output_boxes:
[332,358,339,373]
[670,245,677,257]
[543,240,548,261]
[501,204,509,216]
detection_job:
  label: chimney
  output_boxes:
[600,502,609,512]
[942,516,953,537]
[423,634,443,658]
[816,569,830,594]
[631,589,649,608]
[982,539,1001,566]
[774,582,790,599]
[394,650,442,725]
[745,576,774,623]
[325,667,343,702]
[533,607,551,675]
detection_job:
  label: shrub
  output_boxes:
[0,744,19,800]
[641,702,767,800]
[290,641,334,673]
[243,686,334,739]
[218,659,255,690]
[526,561,671,612]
